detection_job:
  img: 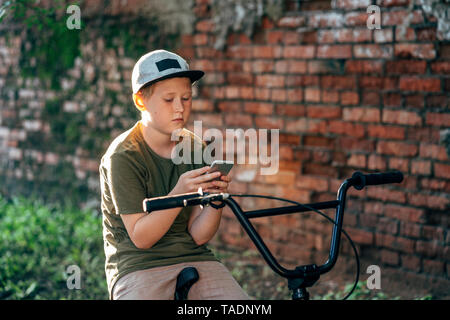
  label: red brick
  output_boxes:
[192,99,214,111]
[343,107,380,122]
[381,249,400,266]
[303,136,335,148]
[431,62,450,74]
[295,175,329,192]
[224,114,252,127]
[399,77,441,92]
[345,60,383,74]
[279,133,301,145]
[287,60,308,74]
[244,102,273,115]
[367,187,407,204]
[377,141,418,156]
[336,28,372,42]
[422,226,445,242]
[226,46,252,59]
[255,75,285,88]
[309,12,344,28]
[404,95,425,108]
[277,16,306,28]
[227,72,253,85]
[368,154,387,171]
[251,60,274,73]
[338,137,375,152]
[416,27,437,41]
[401,254,421,272]
[395,26,416,41]
[426,95,449,108]
[361,91,380,106]
[407,193,449,210]
[388,157,409,172]
[411,160,431,175]
[283,46,316,58]
[394,44,436,59]
[422,259,444,275]
[434,163,450,179]
[267,30,284,44]
[374,28,393,43]
[308,60,342,74]
[276,104,306,117]
[425,112,450,127]
[367,125,405,140]
[344,12,368,26]
[386,60,427,74]
[218,101,241,112]
[382,10,424,26]
[419,144,448,161]
[254,88,271,100]
[195,19,214,32]
[400,221,422,238]
[305,88,321,102]
[354,44,393,58]
[360,76,397,89]
[321,76,356,89]
[375,233,415,253]
[328,120,365,138]
[383,93,402,107]
[317,45,352,58]
[270,89,287,102]
[346,227,374,245]
[254,116,284,129]
[382,109,422,126]
[286,89,303,102]
[252,45,278,59]
[322,90,339,103]
[333,0,371,9]
[340,91,359,105]
[385,204,426,223]
[347,153,366,168]
[287,75,319,87]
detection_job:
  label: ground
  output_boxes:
[211,245,449,300]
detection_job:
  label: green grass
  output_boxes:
[0,195,108,299]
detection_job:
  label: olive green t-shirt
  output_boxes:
[99,121,217,298]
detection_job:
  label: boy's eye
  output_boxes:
[164,99,173,102]
[183,97,191,101]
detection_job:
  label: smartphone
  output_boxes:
[207,160,234,180]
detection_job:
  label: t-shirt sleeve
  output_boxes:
[106,153,147,215]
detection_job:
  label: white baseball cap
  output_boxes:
[131,49,204,94]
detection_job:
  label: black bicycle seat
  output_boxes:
[174,267,199,300]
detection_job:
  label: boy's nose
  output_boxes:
[174,98,184,112]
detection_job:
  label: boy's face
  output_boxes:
[135,77,192,136]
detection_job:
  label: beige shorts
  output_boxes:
[112,261,250,300]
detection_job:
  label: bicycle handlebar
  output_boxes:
[350,171,404,190]
[141,171,404,293]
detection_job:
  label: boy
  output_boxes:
[99,49,249,300]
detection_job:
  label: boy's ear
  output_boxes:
[132,93,146,112]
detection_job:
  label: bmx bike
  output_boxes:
[143,171,404,300]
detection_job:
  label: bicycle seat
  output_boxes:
[174,267,199,300]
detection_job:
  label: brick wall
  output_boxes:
[181,0,450,282]
[0,0,448,289]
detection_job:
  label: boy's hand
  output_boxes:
[170,166,222,195]
[204,174,231,194]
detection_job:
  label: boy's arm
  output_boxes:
[188,204,223,245]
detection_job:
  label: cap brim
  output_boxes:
[137,70,204,93]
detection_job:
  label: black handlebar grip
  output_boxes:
[352,171,403,190]
[143,192,201,213]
